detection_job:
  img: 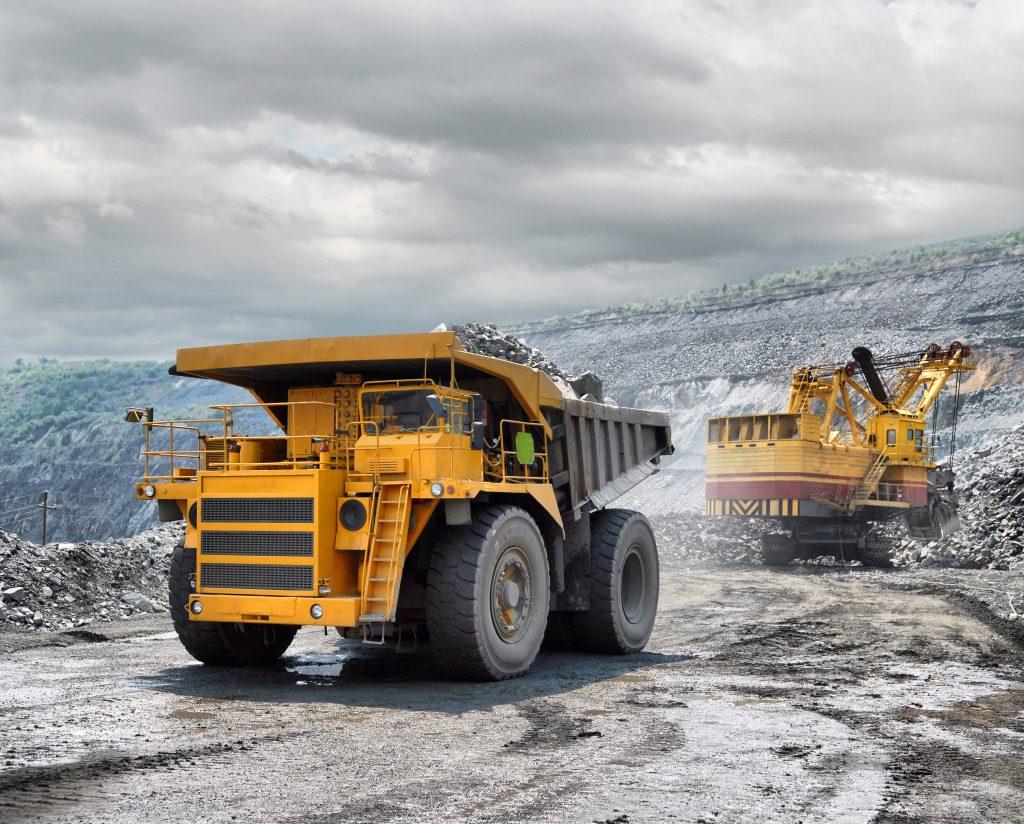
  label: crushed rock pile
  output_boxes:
[652,513,763,566]
[0,522,183,631]
[446,322,607,402]
[891,429,1024,571]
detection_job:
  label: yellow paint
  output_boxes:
[188,592,361,626]
[707,344,974,519]
[133,333,571,631]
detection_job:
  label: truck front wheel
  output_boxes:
[169,545,297,666]
[426,505,550,681]
[571,509,659,654]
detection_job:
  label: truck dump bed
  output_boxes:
[552,397,672,519]
[171,331,673,520]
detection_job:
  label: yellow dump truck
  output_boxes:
[128,331,672,680]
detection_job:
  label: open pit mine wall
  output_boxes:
[521,254,1024,515]
[3,254,1022,542]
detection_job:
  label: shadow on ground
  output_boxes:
[135,641,697,713]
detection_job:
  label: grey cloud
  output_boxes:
[0,0,1022,362]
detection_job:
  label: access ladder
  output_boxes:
[811,453,890,513]
[850,453,890,507]
[358,482,411,624]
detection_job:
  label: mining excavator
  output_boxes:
[705,342,974,565]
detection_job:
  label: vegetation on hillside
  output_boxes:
[513,227,1024,331]
[0,359,176,448]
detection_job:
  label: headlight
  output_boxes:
[310,604,324,619]
[144,484,156,498]
[430,481,444,497]
[191,600,202,614]
[339,498,367,531]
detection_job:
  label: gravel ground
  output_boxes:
[651,514,1024,624]
[2,558,1022,823]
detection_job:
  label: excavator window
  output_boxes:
[776,415,799,440]
[707,420,724,444]
[886,429,897,446]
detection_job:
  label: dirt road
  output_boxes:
[2,566,1023,823]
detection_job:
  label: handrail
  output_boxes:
[495,419,549,483]
[133,401,343,481]
[133,401,548,486]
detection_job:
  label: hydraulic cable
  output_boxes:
[948,371,962,470]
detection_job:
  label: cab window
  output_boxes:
[361,388,472,434]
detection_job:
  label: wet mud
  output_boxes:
[1,566,1022,822]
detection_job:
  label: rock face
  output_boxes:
[0,523,183,631]
[0,378,255,544]
[889,429,1024,570]
[519,254,1024,515]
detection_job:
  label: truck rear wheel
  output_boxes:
[570,509,659,654]
[169,545,297,666]
[426,505,549,681]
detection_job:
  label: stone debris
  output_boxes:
[448,322,569,378]
[890,428,1024,571]
[657,426,1024,572]
[0,522,182,631]
[652,513,764,567]
[443,322,607,401]
[568,371,605,403]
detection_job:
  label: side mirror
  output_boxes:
[471,421,486,451]
[425,394,448,423]
[125,406,153,423]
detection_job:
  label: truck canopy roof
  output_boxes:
[172,331,565,430]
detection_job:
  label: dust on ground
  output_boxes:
[2,561,1022,823]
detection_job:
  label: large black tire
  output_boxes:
[169,545,298,666]
[761,534,795,567]
[426,505,550,681]
[570,509,659,654]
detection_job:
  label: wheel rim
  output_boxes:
[490,546,533,642]
[620,544,646,624]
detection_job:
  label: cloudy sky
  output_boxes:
[1,0,1022,362]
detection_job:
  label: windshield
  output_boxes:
[361,389,471,434]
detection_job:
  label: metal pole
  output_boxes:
[40,491,48,545]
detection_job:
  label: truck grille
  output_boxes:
[201,497,314,523]
[200,563,314,591]
[200,531,313,557]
